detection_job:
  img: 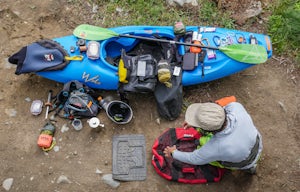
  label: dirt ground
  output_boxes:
[0,1,299,192]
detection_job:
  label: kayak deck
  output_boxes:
[37,26,272,90]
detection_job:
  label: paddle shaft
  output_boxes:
[73,24,269,64]
[119,34,220,50]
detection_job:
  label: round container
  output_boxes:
[106,101,133,124]
[72,118,83,131]
[87,117,104,128]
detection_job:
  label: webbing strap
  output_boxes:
[169,128,177,146]
[171,166,179,181]
[64,55,83,61]
[200,165,215,182]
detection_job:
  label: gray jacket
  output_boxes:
[172,102,263,169]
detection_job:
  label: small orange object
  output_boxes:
[37,134,53,148]
[238,36,244,43]
[265,36,271,51]
[190,41,202,53]
[87,100,93,108]
[215,96,237,107]
[37,122,56,151]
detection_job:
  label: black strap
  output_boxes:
[200,165,215,182]
[169,128,177,146]
[171,162,180,181]
[154,158,162,170]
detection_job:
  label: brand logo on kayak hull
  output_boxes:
[82,72,101,84]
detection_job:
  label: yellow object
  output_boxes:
[158,69,172,88]
[157,60,172,88]
[197,131,227,169]
[118,59,128,83]
[64,55,84,61]
[199,132,213,147]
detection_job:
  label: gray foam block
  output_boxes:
[112,134,147,181]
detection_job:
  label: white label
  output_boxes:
[173,66,181,76]
[137,60,146,77]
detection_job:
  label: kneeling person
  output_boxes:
[163,97,262,174]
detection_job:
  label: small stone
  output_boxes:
[92,4,98,13]
[96,168,103,174]
[116,7,123,13]
[156,118,160,125]
[278,101,287,113]
[25,97,31,102]
[167,0,198,7]
[102,174,120,188]
[53,146,60,152]
[56,175,71,184]
[61,124,69,133]
[2,178,13,191]
[5,108,17,117]
[49,114,56,121]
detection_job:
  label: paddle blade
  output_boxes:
[219,44,268,64]
[73,24,119,40]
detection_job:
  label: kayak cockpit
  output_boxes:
[100,30,176,70]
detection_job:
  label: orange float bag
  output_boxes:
[215,96,236,107]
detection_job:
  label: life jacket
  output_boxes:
[152,128,225,184]
[118,49,158,93]
[117,39,180,93]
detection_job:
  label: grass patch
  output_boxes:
[92,0,234,28]
[267,0,300,65]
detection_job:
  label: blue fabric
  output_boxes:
[20,43,64,73]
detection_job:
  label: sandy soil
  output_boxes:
[0,1,299,192]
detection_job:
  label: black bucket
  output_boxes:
[100,99,133,124]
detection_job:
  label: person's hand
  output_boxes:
[183,121,192,129]
[163,145,177,158]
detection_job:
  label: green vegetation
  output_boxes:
[88,0,299,65]
[268,0,300,64]
[92,0,234,28]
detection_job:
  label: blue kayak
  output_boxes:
[34,26,272,90]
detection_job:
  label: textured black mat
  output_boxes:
[112,134,146,181]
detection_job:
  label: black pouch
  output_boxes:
[154,66,183,121]
[182,52,196,70]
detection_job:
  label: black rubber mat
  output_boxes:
[112,134,146,181]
